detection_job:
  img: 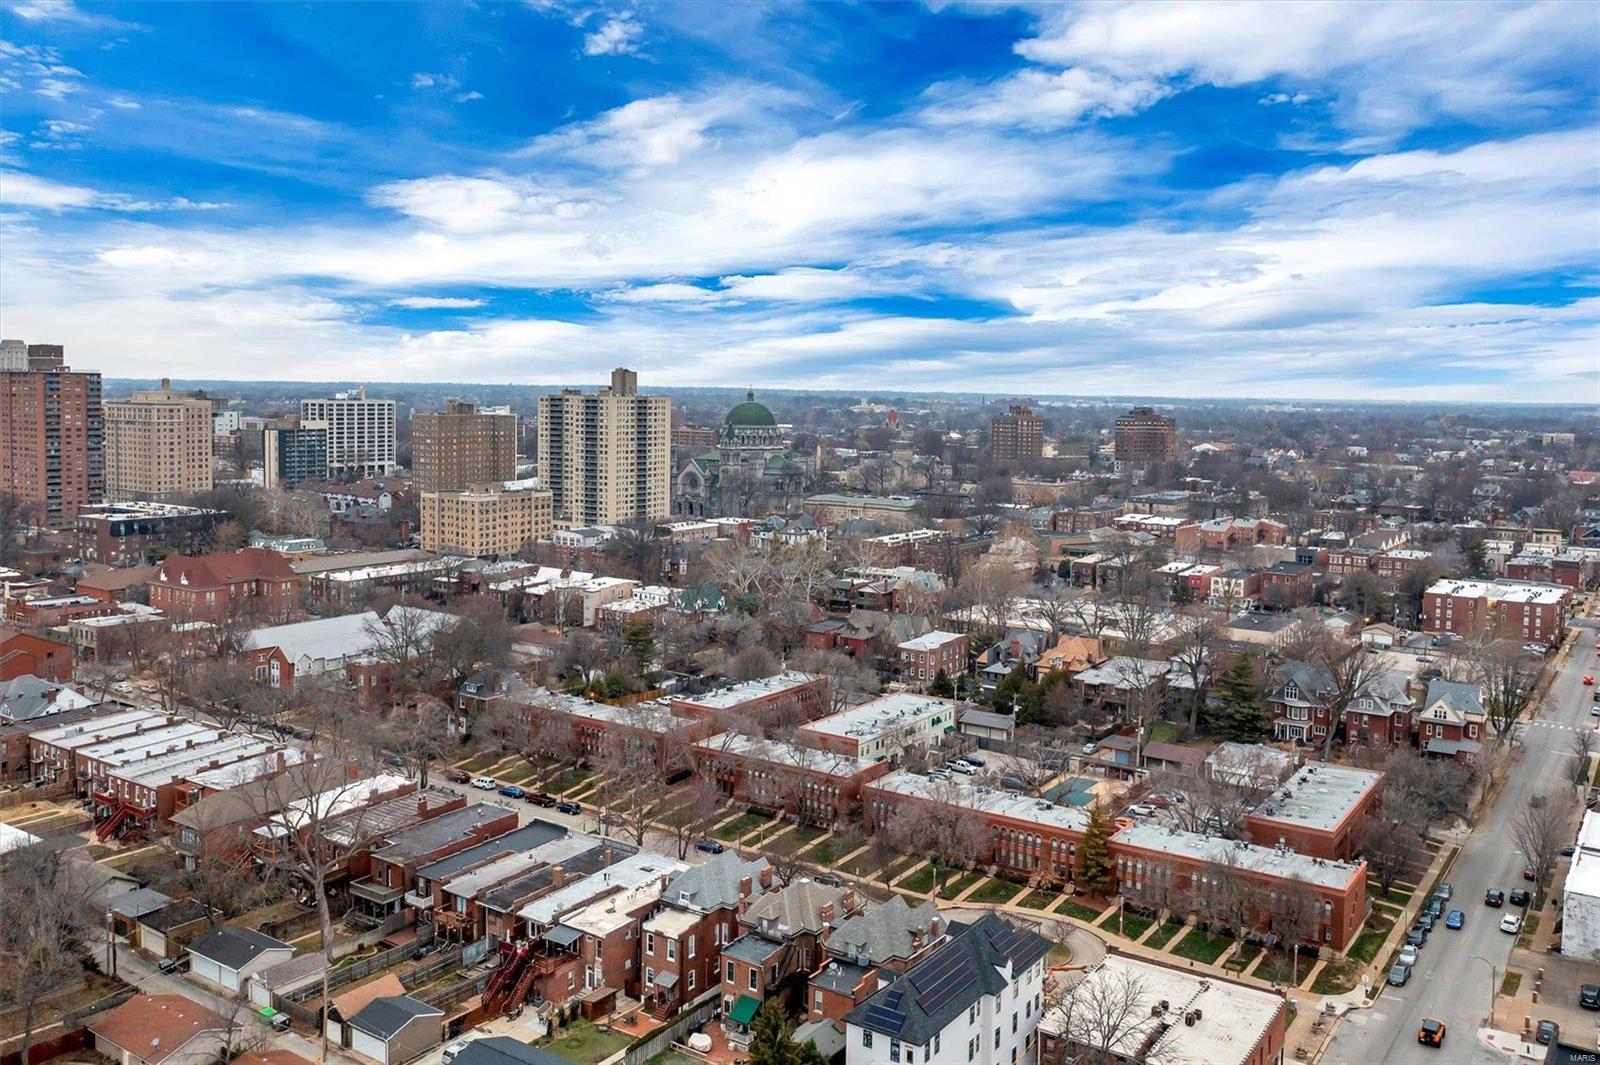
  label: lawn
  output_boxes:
[1225,942,1263,972]
[1056,899,1104,922]
[541,1020,633,1063]
[1254,948,1314,987]
[966,879,1024,906]
[1311,956,1363,996]
[1368,884,1413,906]
[1143,921,1184,950]
[1147,721,1179,744]
[1501,971,1523,996]
[1347,914,1395,967]
[766,824,826,854]
[1016,890,1059,910]
[460,751,504,772]
[1098,910,1153,941]
[1517,915,1540,950]
[898,865,936,894]
[712,811,771,842]
[503,763,542,785]
[549,767,593,794]
[806,836,841,864]
[1170,928,1232,965]
[937,870,984,900]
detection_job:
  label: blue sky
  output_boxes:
[1,0,1596,401]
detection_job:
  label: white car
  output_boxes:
[1127,804,1157,818]
[1500,914,1523,934]
[470,777,498,790]
[441,1041,472,1065]
[1399,944,1419,967]
[947,761,976,775]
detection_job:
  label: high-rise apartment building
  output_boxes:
[1113,406,1176,467]
[262,418,329,490]
[299,387,396,480]
[412,400,518,491]
[990,403,1043,465]
[420,479,553,556]
[537,368,671,526]
[104,379,214,500]
[0,342,103,525]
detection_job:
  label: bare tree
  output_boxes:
[792,648,880,712]
[1512,792,1577,904]
[1571,729,1598,790]
[1042,965,1171,1065]
[1302,631,1380,759]
[886,780,987,894]
[0,844,99,1064]
[1354,811,1422,894]
[1166,610,1220,733]
[384,695,456,787]
[655,775,726,859]
[1477,639,1537,737]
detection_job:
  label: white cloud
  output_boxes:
[583,14,643,56]
[454,91,483,103]
[387,296,488,309]
[4,0,143,30]
[606,283,720,303]
[1014,0,1596,139]
[411,72,460,91]
[34,77,80,101]
[108,96,140,109]
[1,170,98,209]
[921,66,1169,130]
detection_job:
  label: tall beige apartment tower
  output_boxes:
[537,367,670,526]
[412,400,518,490]
[104,378,214,500]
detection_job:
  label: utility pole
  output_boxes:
[1471,954,1497,1027]
[104,910,116,977]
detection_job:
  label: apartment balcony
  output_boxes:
[404,890,435,910]
[349,878,405,905]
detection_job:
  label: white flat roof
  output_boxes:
[1041,954,1285,1065]
[186,748,308,791]
[564,878,668,938]
[1249,762,1382,833]
[0,822,43,854]
[869,770,1091,834]
[1113,822,1361,889]
[1568,848,1600,901]
[695,733,877,778]
[800,693,957,740]
[78,723,219,766]
[255,774,410,838]
[118,737,268,787]
[443,833,595,900]
[528,691,684,732]
[30,709,164,748]
[676,672,819,710]
[519,850,686,925]
[897,630,965,652]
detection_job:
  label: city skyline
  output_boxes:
[0,1,1596,402]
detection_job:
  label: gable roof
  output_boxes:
[154,548,295,590]
[331,972,406,1023]
[827,895,944,967]
[450,1037,569,1065]
[846,913,1049,1045]
[186,924,292,969]
[663,851,771,913]
[89,994,232,1063]
[1424,679,1484,720]
[348,995,443,1040]
[742,879,852,938]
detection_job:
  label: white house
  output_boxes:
[186,925,294,993]
[845,913,1049,1065]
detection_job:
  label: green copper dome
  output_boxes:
[724,389,776,428]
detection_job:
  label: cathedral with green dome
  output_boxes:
[674,389,812,517]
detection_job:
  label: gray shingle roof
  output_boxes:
[187,925,292,970]
[663,851,770,914]
[828,896,944,968]
[349,995,443,1039]
[1425,679,1484,717]
[451,1037,569,1065]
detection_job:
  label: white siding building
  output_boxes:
[300,387,396,478]
[1563,811,1600,962]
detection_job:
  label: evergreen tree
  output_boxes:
[748,998,827,1065]
[1206,657,1273,741]
[930,668,956,698]
[623,618,656,670]
[1076,802,1116,898]
[993,663,1029,710]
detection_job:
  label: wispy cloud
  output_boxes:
[387,296,487,309]
[583,14,644,56]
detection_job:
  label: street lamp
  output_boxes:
[1470,954,1497,1028]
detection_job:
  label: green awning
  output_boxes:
[258,1007,280,1020]
[729,995,760,1026]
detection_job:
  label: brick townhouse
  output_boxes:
[148,547,298,622]
[896,630,969,688]
[347,804,520,925]
[1422,577,1571,647]
[642,853,776,1019]
[0,626,74,682]
[1242,762,1383,861]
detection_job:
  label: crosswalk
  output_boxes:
[1524,720,1587,732]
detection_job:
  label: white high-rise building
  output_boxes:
[537,368,671,526]
[299,386,396,480]
[0,339,26,372]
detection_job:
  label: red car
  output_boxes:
[1585,675,1596,686]
[443,768,471,784]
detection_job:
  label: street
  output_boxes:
[1327,623,1600,1064]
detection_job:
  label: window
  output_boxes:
[749,968,758,992]
[666,939,676,961]
[994,1027,1001,1050]
[1012,1012,1018,1033]
[815,991,823,1014]
[645,967,655,986]
[890,1039,901,1063]
[688,970,696,991]
[969,1004,977,1025]
[863,1032,873,1050]
[725,962,734,983]
[688,936,696,959]
[934,1035,940,1056]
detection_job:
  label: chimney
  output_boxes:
[911,928,924,950]
[930,917,941,939]
[820,902,836,924]
[758,867,774,889]
[346,758,360,781]
[552,865,566,887]
[417,795,428,815]
[739,875,753,899]
[842,889,857,912]
[276,751,286,771]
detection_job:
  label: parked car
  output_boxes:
[1424,896,1444,918]
[599,812,624,827]
[999,773,1028,790]
[1387,963,1411,987]
[470,777,498,790]
[1579,984,1600,1010]
[1522,865,1537,881]
[443,768,471,784]
[382,753,405,768]
[1405,927,1427,947]
[556,801,581,815]
[498,785,525,799]
[1082,742,1098,755]
[1398,944,1419,967]
[1433,882,1453,900]
[441,1041,471,1065]
[1500,914,1523,934]
[527,791,556,807]
[1417,1019,1446,1048]
[948,761,976,775]
[1415,913,1435,932]
[1586,675,1596,686]
[1128,804,1157,817]
[1484,887,1505,907]
[1445,909,1464,930]
[157,956,186,974]
[1536,1020,1559,1045]
[814,872,845,888]
[963,754,986,767]
[694,839,725,854]
[1510,888,1532,906]
[1562,844,1577,857]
